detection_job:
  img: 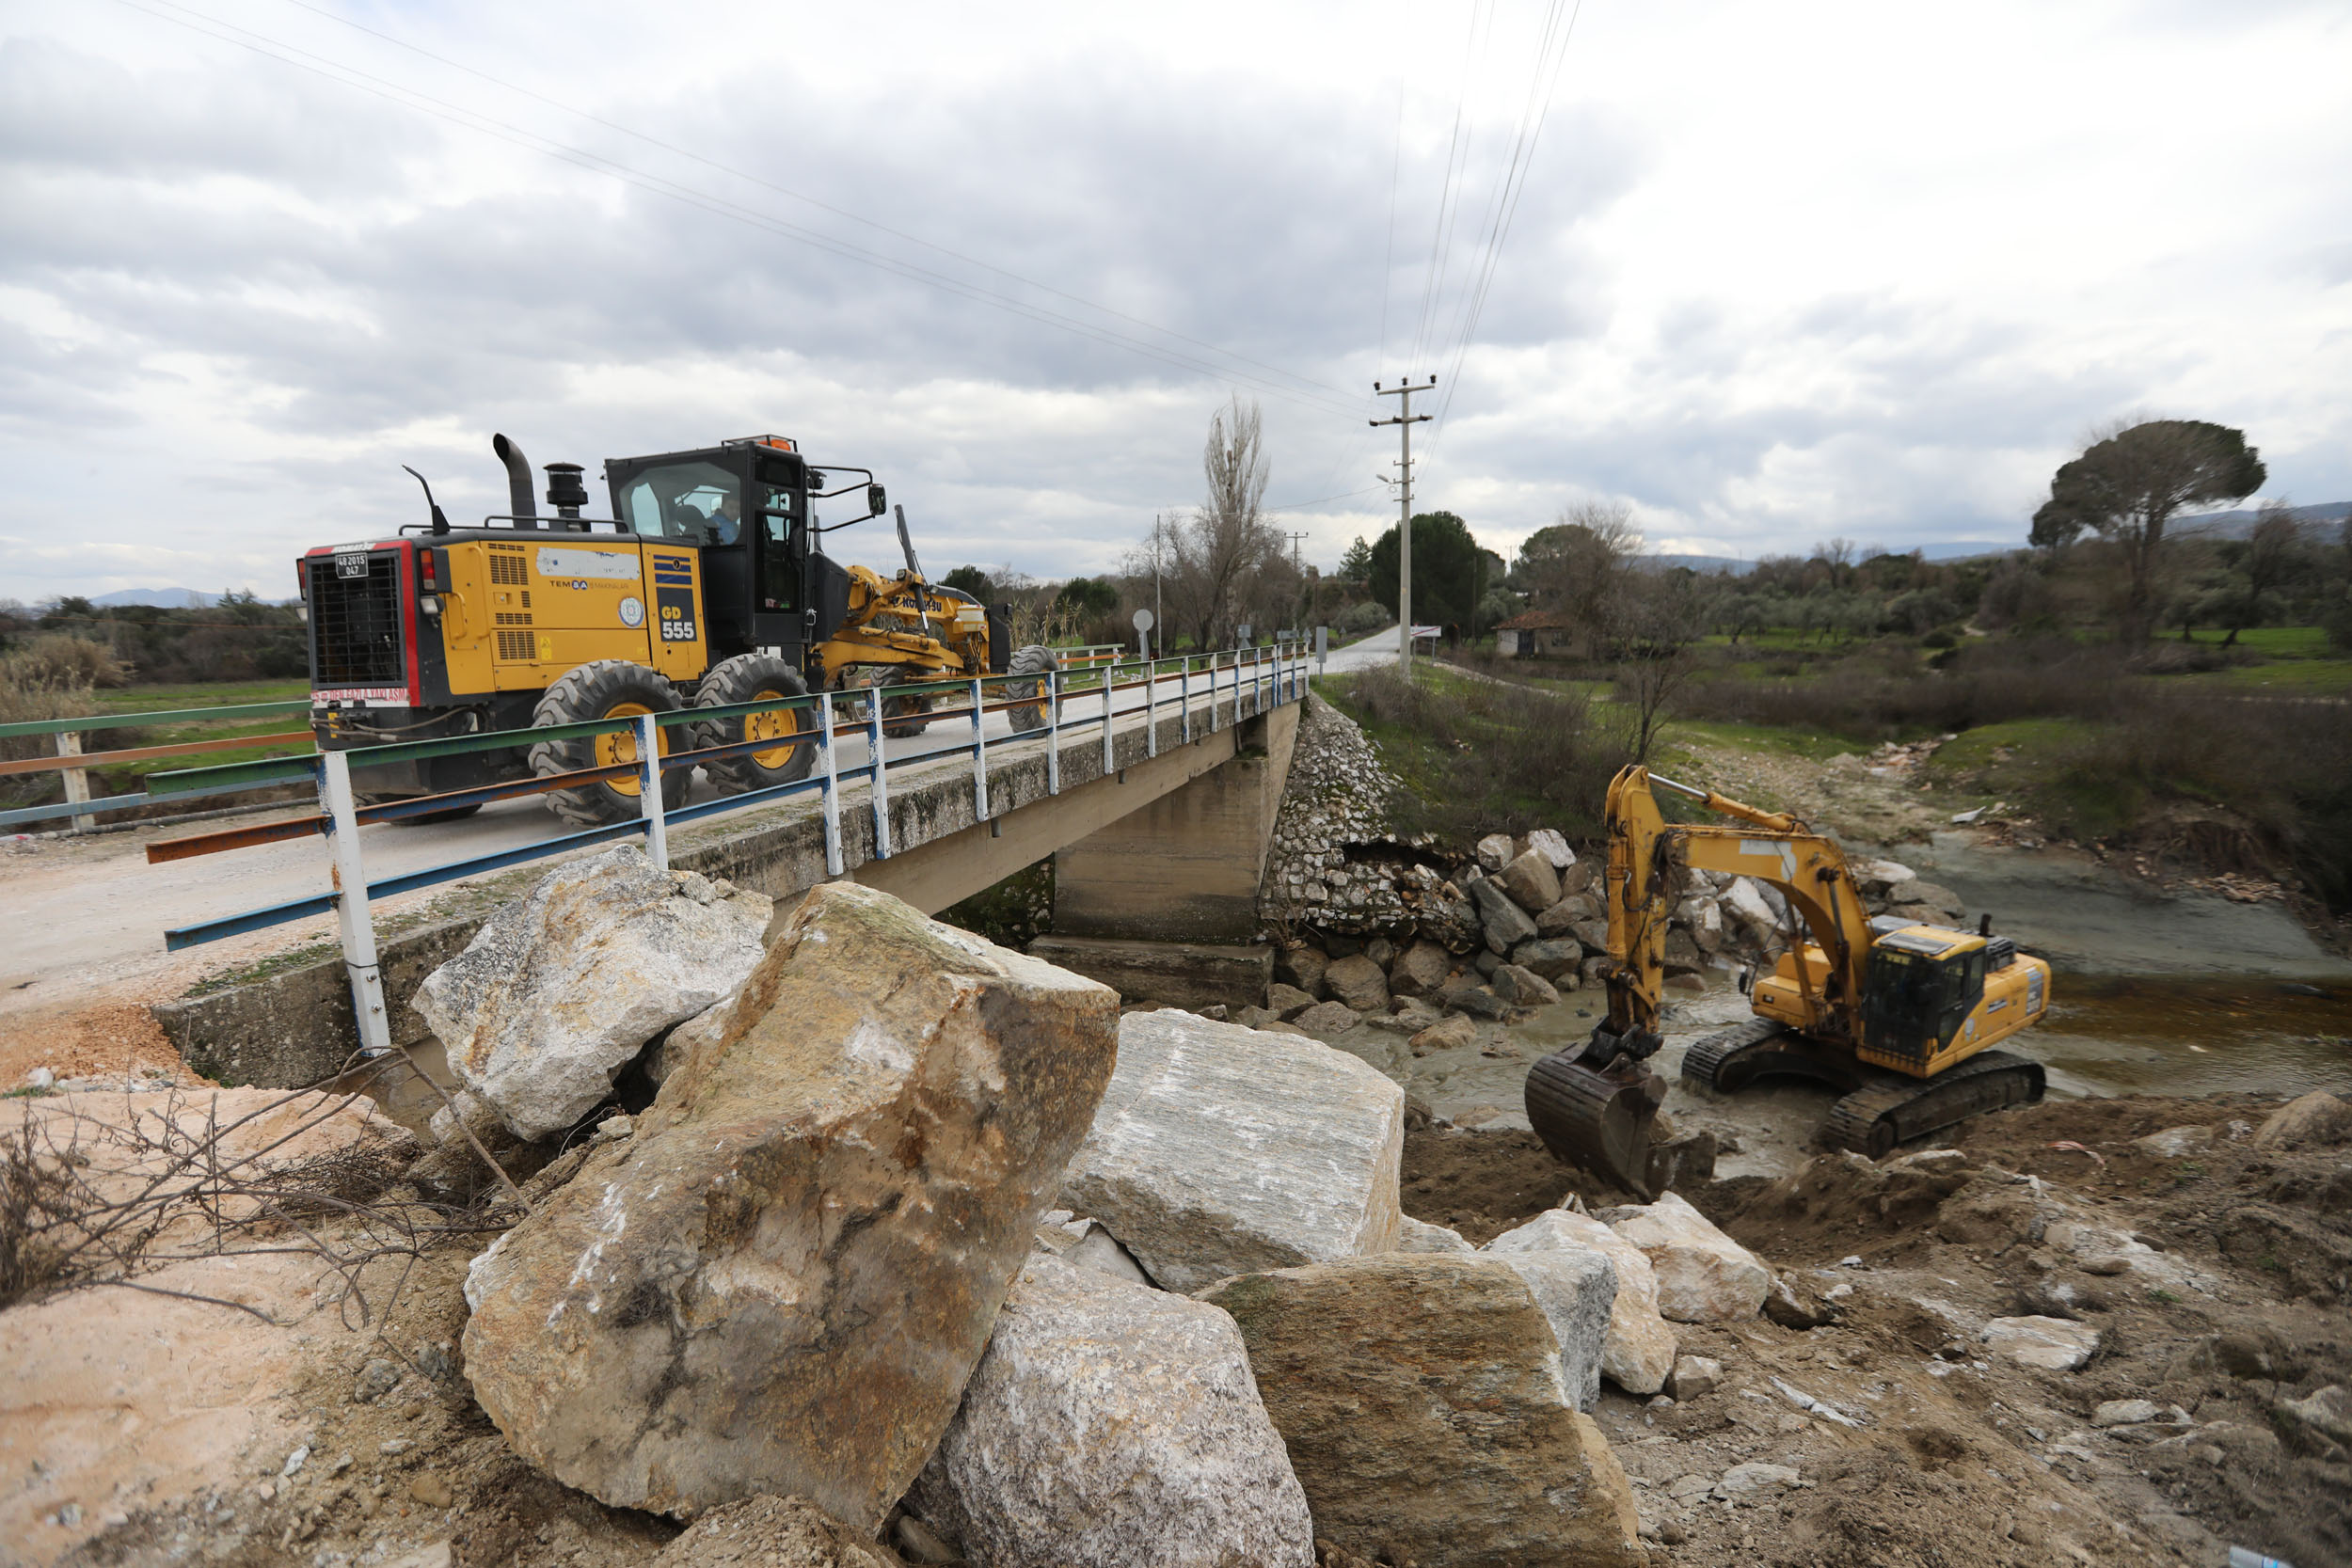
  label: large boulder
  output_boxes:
[1199,1255,1645,1568]
[1467,875,1539,954]
[1497,849,1564,916]
[1474,833,1516,872]
[907,1254,1315,1568]
[1273,944,1329,999]
[2252,1091,2351,1151]
[1508,936,1582,980]
[1523,828,1574,870]
[1476,1243,1614,1411]
[414,845,772,1139]
[1491,963,1561,1008]
[1387,939,1453,998]
[1604,1192,1769,1323]
[1323,954,1391,1013]
[1058,1010,1405,1292]
[459,882,1119,1527]
[1981,1316,2100,1371]
[1485,1210,1676,1396]
[1720,878,1780,944]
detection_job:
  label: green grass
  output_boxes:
[1926,715,2148,838]
[2172,625,2331,658]
[93,679,310,712]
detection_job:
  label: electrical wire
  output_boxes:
[105,0,1374,424]
[1430,0,1584,441]
[1407,0,1486,372]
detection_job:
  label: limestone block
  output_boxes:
[1571,918,1612,954]
[1388,939,1453,998]
[1438,984,1512,1022]
[1292,1000,1364,1037]
[1535,898,1581,938]
[1510,936,1583,979]
[1058,1010,1405,1292]
[1395,1216,1474,1254]
[1560,858,1596,897]
[1905,880,1966,919]
[1663,929,1706,975]
[1474,833,1516,872]
[2091,1399,2161,1429]
[908,1254,1314,1568]
[1523,828,1574,870]
[1479,1243,1614,1410]
[1466,876,1537,954]
[2131,1125,2215,1159]
[2252,1091,2351,1151]
[1198,1255,1644,1568]
[1666,1354,1722,1402]
[1323,954,1391,1013]
[1409,1015,1478,1055]
[1606,1192,1769,1323]
[414,845,772,1139]
[1681,898,1724,953]
[1497,849,1563,916]
[1854,859,1916,898]
[1484,1209,1676,1396]
[1034,1214,1154,1289]
[1274,944,1329,999]
[1491,963,1561,1008]
[1721,878,1779,942]
[459,882,1119,1527]
[1265,983,1319,1021]
[1376,997,1443,1036]
[1980,1315,2101,1371]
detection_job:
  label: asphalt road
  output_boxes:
[1,633,1397,1023]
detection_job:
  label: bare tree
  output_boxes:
[1129,397,1287,650]
[2030,419,2266,640]
[1606,571,1702,762]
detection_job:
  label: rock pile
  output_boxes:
[399,858,1655,1567]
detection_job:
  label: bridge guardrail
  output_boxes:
[0,700,318,832]
[142,641,1309,1057]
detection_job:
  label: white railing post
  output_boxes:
[320,751,391,1057]
[56,730,90,834]
[1212,651,1223,732]
[1145,657,1158,758]
[969,676,992,821]
[635,713,669,871]
[818,689,843,877]
[867,689,892,859]
[1180,657,1191,744]
[1101,657,1116,776]
[1045,667,1061,796]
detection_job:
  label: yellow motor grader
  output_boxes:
[298,433,1052,825]
[1525,766,2052,1196]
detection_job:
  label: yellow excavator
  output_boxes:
[1525,766,2052,1197]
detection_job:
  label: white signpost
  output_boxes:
[1132,607,1154,660]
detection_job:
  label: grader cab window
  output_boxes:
[619,462,743,545]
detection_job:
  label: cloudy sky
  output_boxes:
[4,0,2348,601]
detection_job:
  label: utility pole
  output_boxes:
[1152,514,1163,642]
[1372,375,1435,673]
[1287,531,1309,573]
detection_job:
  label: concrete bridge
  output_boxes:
[159,660,1318,1088]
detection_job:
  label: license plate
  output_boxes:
[336,554,370,578]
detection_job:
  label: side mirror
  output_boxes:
[867,483,887,516]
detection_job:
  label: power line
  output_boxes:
[1407,1,1485,370]
[1431,0,1585,441]
[108,0,1374,424]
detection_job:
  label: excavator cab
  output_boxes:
[1859,934,1988,1065]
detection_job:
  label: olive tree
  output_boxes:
[2029,419,2265,640]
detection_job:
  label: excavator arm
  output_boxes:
[1525,765,1876,1196]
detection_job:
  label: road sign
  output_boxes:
[1132,609,1155,632]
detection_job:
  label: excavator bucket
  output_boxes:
[1525,1034,1716,1201]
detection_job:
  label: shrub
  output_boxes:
[4,633,127,690]
[0,647,104,811]
[1336,599,1391,637]
[1337,665,1632,843]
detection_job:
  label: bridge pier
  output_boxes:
[1048,703,1298,944]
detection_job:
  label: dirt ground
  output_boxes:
[1400,1092,2352,1568]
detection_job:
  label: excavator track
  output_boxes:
[1820,1049,2046,1159]
[1680,1020,1791,1091]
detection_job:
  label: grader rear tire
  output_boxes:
[861,665,934,740]
[528,661,691,828]
[1003,643,1057,733]
[693,654,816,796]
